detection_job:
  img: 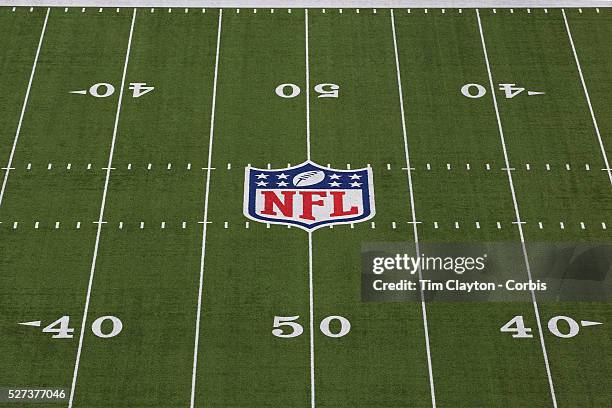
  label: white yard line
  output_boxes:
[308,231,316,408]
[190,9,223,408]
[0,8,49,209]
[305,8,311,160]
[475,9,557,407]
[305,10,316,408]
[562,8,612,187]
[390,9,436,408]
[68,8,137,408]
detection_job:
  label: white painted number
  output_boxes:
[319,315,351,338]
[272,316,304,338]
[462,83,535,99]
[74,82,154,98]
[500,315,533,338]
[275,83,301,98]
[314,83,339,98]
[275,83,340,99]
[37,315,122,339]
[89,82,115,98]
[498,83,525,99]
[503,315,596,339]
[129,82,155,98]
[273,315,350,338]
[461,83,487,99]
[42,316,74,339]
[548,316,580,339]
[91,315,123,339]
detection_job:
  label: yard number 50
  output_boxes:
[275,83,340,99]
[273,315,351,338]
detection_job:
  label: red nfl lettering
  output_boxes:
[259,190,360,221]
[261,190,295,217]
[299,191,327,221]
[329,191,359,217]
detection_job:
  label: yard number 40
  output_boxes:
[42,315,123,339]
[71,82,154,98]
[461,83,544,99]
[501,315,602,339]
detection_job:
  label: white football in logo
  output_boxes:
[293,170,325,187]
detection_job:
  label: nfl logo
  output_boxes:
[243,161,375,231]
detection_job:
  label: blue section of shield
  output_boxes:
[244,161,374,230]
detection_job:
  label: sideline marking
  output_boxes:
[68,9,137,407]
[562,9,612,187]
[476,9,557,407]
[0,8,50,209]
[190,9,223,408]
[391,9,436,407]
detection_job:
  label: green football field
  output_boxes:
[0,5,610,407]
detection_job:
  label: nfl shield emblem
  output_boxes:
[244,161,375,231]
